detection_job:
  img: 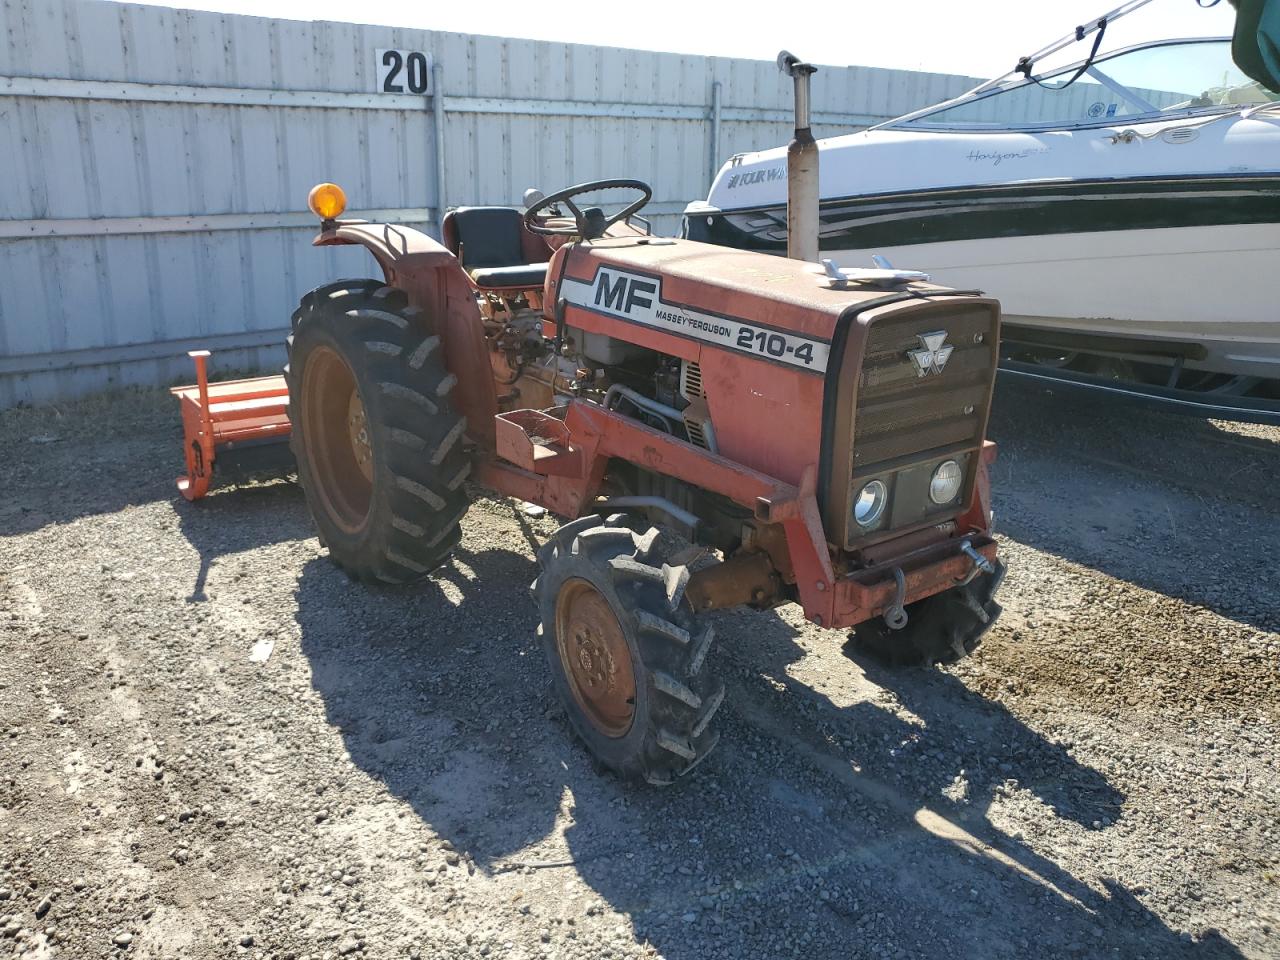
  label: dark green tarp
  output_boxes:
[1231,0,1280,91]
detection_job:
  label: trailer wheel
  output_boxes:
[286,280,471,584]
[848,563,1005,667]
[533,517,723,785]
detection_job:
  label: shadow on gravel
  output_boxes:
[988,380,1280,633]
[0,390,195,538]
[0,443,179,539]
[0,386,300,541]
[174,480,310,601]
[294,536,1244,960]
[296,543,555,862]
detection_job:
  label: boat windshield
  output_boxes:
[894,38,1278,130]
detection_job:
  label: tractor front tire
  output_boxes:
[534,517,724,785]
[848,562,1005,667]
[286,279,471,584]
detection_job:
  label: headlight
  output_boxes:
[853,479,887,528]
[929,460,963,504]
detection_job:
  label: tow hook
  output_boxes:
[956,539,995,585]
[884,568,908,631]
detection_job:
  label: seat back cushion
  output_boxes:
[450,207,525,268]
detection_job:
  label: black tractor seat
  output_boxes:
[443,205,549,292]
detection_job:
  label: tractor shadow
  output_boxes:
[987,379,1280,634]
[293,526,1243,960]
[294,535,563,864]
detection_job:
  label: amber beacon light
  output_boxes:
[308,182,347,220]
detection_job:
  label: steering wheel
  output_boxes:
[523,178,652,240]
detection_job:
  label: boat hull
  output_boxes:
[824,222,1280,379]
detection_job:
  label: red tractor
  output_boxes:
[285,170,1004,785]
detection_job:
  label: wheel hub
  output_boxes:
[555,579,635,738]
[299,345,374,534]
[346,390,374,482]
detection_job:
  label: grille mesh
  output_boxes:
[853,304,996,472]
[680,360,704,399]
[684,419,709,448]
[680,360,710,450]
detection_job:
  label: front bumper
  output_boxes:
[825,535,999,630]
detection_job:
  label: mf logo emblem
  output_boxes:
[594,269,656,314]
[907,331,954,377]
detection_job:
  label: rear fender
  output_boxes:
[315,221,497,446]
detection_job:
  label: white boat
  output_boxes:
[685,32,1280,388]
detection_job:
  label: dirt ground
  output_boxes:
[1,379,1277,960]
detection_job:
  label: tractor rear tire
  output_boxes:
[533,517,724,785]
[847,562,1005,667]
[286,279,471,584]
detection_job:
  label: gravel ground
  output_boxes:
[0,379,1277,960]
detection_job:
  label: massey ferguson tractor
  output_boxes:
[276,56,1005,785]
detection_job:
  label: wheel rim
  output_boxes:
[300,345,374,534]
[555,578,636,738]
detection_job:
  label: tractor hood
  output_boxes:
[551,236,944,374]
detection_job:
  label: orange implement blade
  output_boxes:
[172,352,291,500]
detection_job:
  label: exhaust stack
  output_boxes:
[777,50,819,262]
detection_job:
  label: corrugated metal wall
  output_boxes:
[0,0,980,407]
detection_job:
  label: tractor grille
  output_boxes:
[853,303,997,472]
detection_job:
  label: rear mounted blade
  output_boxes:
[171,350,293,500]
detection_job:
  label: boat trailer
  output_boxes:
[998,327,1280,426]
[997,361,1280,426]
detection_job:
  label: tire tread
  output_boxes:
[286,279,470,583]
[535,520,722,785]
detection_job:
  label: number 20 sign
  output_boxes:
[375,49,433,95]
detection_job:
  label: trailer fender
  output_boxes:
[314,222,497,445]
